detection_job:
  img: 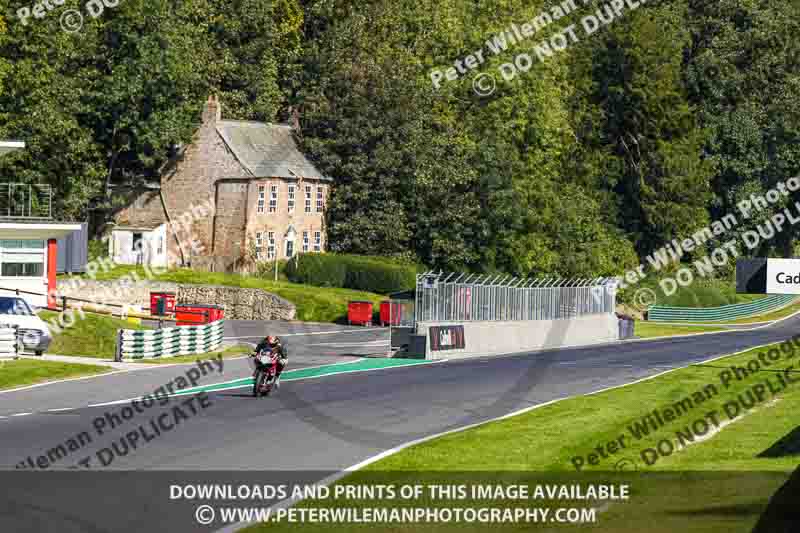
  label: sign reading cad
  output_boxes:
[429,325,466,351]
[766,259,800,294]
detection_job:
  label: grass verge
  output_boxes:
[129,344,251,364]
[364,339,800,472]
[38,310,150,359]
[244,338,800,533]
[0,359,112,391]
[635,322,727,339]
[63,266,386,323]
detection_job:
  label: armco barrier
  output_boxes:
[647,294,797,322]
[116,320,224,361]
[0,326,19,359]
[415,314,619,360]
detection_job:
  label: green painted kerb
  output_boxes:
[172,358,435,396]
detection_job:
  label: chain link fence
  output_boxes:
[414,272,617,325]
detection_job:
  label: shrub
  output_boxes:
[286,254,420,294]
[285,254,347,287]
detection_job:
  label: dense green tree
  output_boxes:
[685,0,800,256]
[566,1,713,259]
[1,0,798,277]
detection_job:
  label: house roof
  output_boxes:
[112,224,163,231]
[216,121,331,181]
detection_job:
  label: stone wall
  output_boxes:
[56,279,296,321]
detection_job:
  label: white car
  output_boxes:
[0,296,52,355]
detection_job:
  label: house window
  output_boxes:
[305,185,312,213]
[157,236,164,255]
[302,231,309,253]
[285,239,294,258]
[288,184,296,213]
[0,239,45,277]
[132,233,142,251]
[316,186,324,212]
[255,232,264,260]
[267,232,275,260]
[269,185,278,213]
[257,185,266,214]
[313,231,322,252]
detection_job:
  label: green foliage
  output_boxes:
[285,254,419,294]
[87,238,109,263]
[285,253,347,288]
[1,0,799,281]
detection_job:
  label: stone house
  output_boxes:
[110,96,331,271]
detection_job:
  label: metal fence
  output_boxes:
[0,183,52,219]
[414,272,616,325]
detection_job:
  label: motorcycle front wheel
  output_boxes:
[253,370,262,397]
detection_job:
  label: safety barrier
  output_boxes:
[115,320,224,361]
[0,325,19,359]
[647,294,798,322]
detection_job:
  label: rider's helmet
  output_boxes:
[266,335,278,346]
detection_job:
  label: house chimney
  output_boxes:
[203,94,221,124]
[289,106,301,133]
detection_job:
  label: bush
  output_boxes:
[285,254,420,294]
[286,254,347,287]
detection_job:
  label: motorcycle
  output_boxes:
[252,349,280,397]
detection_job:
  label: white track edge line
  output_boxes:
[215,334,799,533]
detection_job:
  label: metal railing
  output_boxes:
[0,183,52,219]
[414,272,617,325]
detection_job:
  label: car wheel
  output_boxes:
[35,350,44,356]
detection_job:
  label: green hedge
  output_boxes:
[285,254,419,294]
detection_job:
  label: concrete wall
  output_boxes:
[415,314,619,359]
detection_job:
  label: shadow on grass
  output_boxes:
[752,466,800,533]
[666,502,766,518]
[757,426,800,458]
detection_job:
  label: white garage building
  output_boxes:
[0,141,83,307]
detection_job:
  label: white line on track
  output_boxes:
[215,321,800,533]
[11,413,32,417]
[46,407,76,413]
[89,359,446,406]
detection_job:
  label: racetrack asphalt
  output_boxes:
[1,314,799,473]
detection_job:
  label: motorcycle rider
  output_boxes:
[253,335,288,387]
